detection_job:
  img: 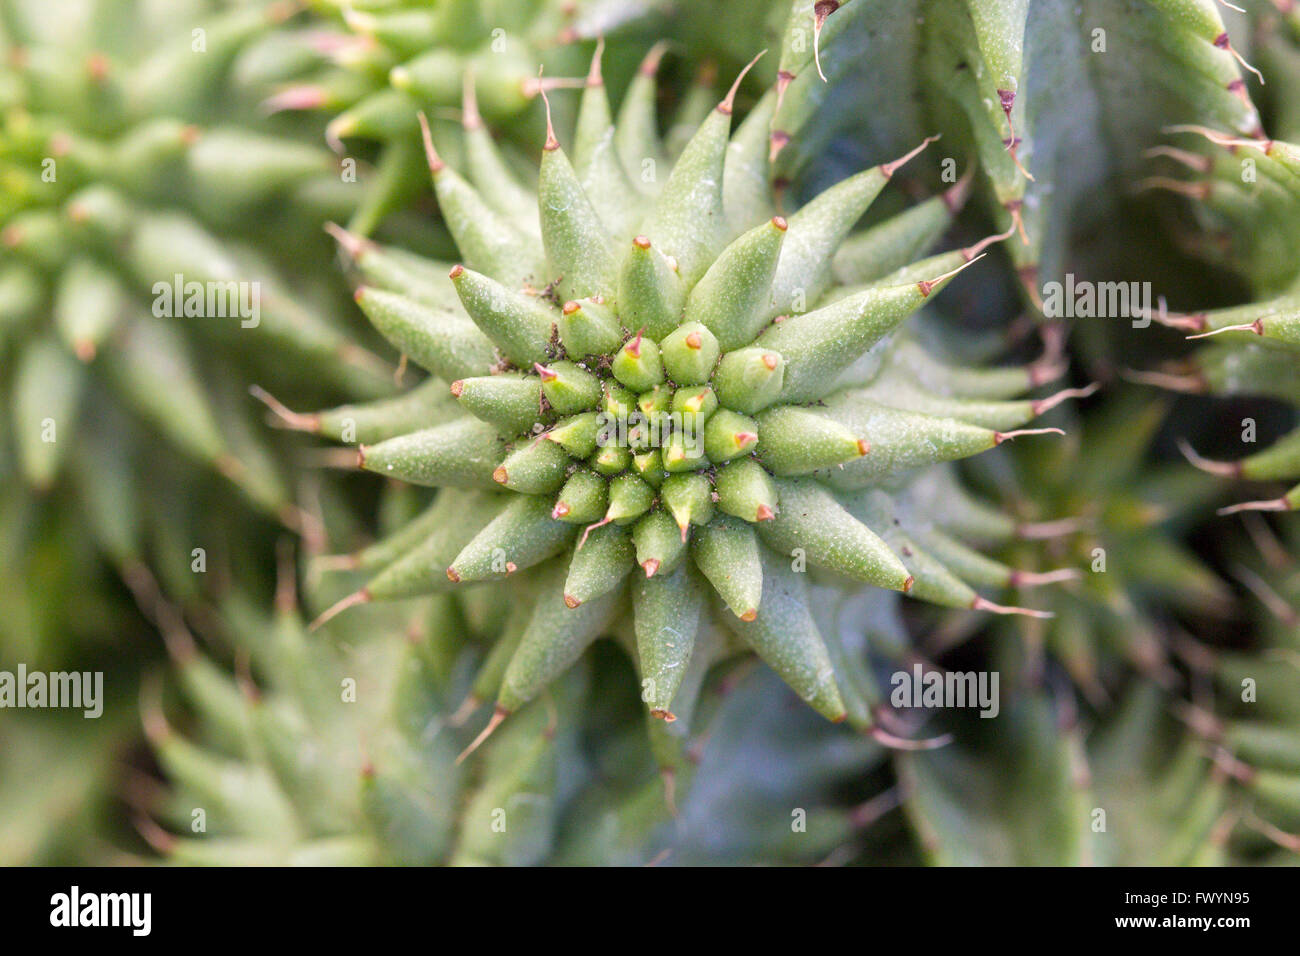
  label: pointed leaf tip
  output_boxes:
[462,71,482,131]
[1187,321,1262,340]
[1177,438,1240,477]
[416,111,444,173]
[718,49,766,115]
[323,221,369,259]
[1009,567,1083,587]
[971,595,1054,618]
[880,135,939,179]
[1219,498,1292,515]
[942,165,976,212]
[587,37,605,87]
[994,426,1065,445]
[1031,382,1100,415]
[538,72,559,151]
[249,385,320,433]
[638,41,669,77]
[455,705,509,764]
[308,588,370,631]
[869,725,954,751]
[918,252,985,297]
[961,224,1018,260]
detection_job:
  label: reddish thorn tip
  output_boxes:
[416,112,444,173]
[880,135,940,179]
[1219,498,1291,515]
[586,37,605,87]
[718,49,766,115]
[637,41,669,77]
[308,589,371,632]
[1031,382,1100,415]
[1178,439,1241,478]
[971,595,1054,618]
[455,706,509,765]
[324,221,370,259]
[869,726,954,751]
[538,71,559,151]
[994,427,1065,445]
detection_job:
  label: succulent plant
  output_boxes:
[137,490,904,866]
[1168,516,1300,862]
[899,683,1231,865]
[2,1,363,511]
[0,0,402,656]
[254,39,1108,765]
[776,0,1268,318]
[259,0,795,240]
[952,392,1234,696]
[1136,11,1300,525]
[11,0,1300,871]
[0,0,389,861]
